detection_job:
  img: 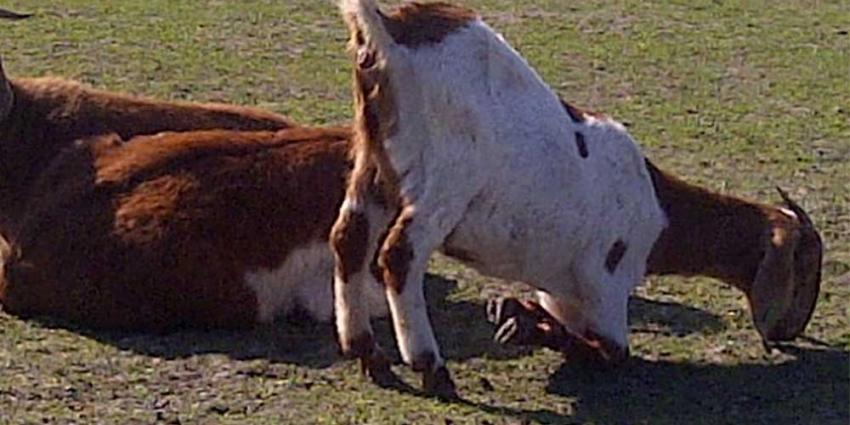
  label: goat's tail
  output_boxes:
[338,0,395,52]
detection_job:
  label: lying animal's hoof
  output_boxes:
[422,366,459,401]
[494,315,537,346]
[486,296,524,326]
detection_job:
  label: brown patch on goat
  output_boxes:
[575,132,589,158]
[0,75,295,238]
[331,210,371,283]
[338,13,407,240]
[605,240,627,274]
[379,214,415,293]
[341,16,404,207]
[1,127,353,331]
[381,2,478,48]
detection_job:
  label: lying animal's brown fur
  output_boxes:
[1,127,352,330]
[0,61,294,236]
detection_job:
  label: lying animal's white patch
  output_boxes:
[246,241,387,323]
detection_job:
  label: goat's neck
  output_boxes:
[645,160,773,293]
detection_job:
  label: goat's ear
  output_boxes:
[0,56,12,120]
[765,188,823,340]
[749,224,799,342]
[748,189,823,342]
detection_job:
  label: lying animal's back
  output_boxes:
[0,127,353,331]
[9,77,296,138]
[0,76,297,236]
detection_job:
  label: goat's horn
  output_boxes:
[776,186,814,228]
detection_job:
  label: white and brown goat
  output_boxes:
[330,0,823,398]
[0,57,294,239]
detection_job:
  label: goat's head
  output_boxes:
[0,56,12,122]
[748,188,822,342]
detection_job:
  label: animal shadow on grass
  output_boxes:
[41,274,530,369]
[547,345,849,424]
[31,274,725,371]
[628,296,725,337]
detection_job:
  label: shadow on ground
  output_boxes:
[28,274,526,369]
[24,273,728,371]
[546,345,849,424]
[629,296,724,336]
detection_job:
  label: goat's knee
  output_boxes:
[330,207,370,282]
[377,214,414,293]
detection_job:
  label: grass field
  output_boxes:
[1,0,848,423]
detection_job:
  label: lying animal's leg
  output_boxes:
[487,296,568,349]
[330,197,397,387]
[379,206,459,399]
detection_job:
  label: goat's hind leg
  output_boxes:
[330,198,398,387]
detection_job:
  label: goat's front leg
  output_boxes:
[379,206,458,399]
[538,290,631,366]
[330,198,397,387]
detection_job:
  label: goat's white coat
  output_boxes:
[335,1,667,369]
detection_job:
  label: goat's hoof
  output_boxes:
[359,349,402,389]
[486,296,524,326]
[422,366,458,401]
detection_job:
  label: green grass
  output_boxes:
[1,1,848,423]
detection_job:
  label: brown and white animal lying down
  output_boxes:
[0,127,389,330]
[0,56,294,239]
[330,0,823,398]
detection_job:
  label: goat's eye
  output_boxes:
[357,48,377,70]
